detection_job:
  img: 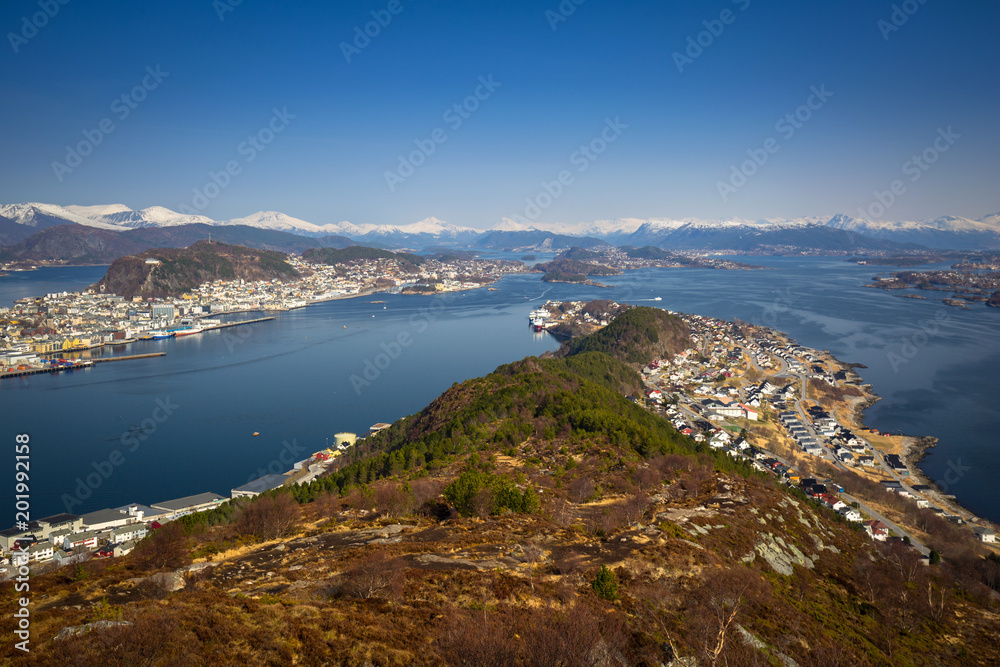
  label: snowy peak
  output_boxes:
[223,210,325,234]
[138,206,214,226]
[494,217,538,232]
[396,216,476,236]
[0,202,125,231]
[65,203,133,219]
[3,200,999,250]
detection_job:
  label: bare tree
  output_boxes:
[569,476,596,504]
[341,550,405,600]
[687,567,762,667]
[233,493,300,541]
[129,521,189,572]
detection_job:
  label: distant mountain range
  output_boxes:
[3,202,999,257]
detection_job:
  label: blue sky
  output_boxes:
[1,0,997,228]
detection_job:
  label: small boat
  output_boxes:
[252,432,260,437]
[343,325,348,329]
[652,297,662,301]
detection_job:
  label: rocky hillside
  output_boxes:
[93,241,299,298]
[4,313,1000,665]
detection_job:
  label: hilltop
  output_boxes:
[93,241,299,299]
[301,246,425,269]
[559,305,692,366]
[4,308,1000,665]
[534,257,622,284]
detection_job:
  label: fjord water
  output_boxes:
[2,257,997,522]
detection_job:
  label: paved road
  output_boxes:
[643,353,946,556]
[841,491,930,556]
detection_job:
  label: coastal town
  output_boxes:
[0,425,387,577]
[869,267,1000,309]
[0,253,525,376]
[531,300,999,555]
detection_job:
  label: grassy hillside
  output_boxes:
[5,309,1000,665]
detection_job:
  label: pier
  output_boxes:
[201,316,275,332]
[92,353,166,363]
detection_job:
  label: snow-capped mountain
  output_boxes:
[64,203,133,220]
[3,200,998,250]
[823,213,1000,250]
[0,202,124,231]
[217,213,479,243]
[224,210,330,235]
[341,217,480,244]
[62,203,215,229]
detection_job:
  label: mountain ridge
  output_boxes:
[3,201,999,250]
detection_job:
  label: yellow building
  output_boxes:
[334,432,357,447]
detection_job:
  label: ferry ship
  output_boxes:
[173,326,203,337]
[148,330,174,339]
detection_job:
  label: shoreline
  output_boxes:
[830,356,985,526]
[5,268,993,535]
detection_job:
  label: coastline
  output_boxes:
[830,357,986,526]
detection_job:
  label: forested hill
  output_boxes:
[93,241,298,298]
[560,305,692,366]
[306,353,694,497]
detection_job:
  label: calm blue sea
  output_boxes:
[1,258,998,522]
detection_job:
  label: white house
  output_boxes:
[839,508,863,522]
[25,540,54,563]
[110,525,148,544]
[62,529,104,551]
[975,526,997,543]
[865,520,890,541]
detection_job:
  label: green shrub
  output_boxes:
[592,565,618,601]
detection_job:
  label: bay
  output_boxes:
[1,258,997,522]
